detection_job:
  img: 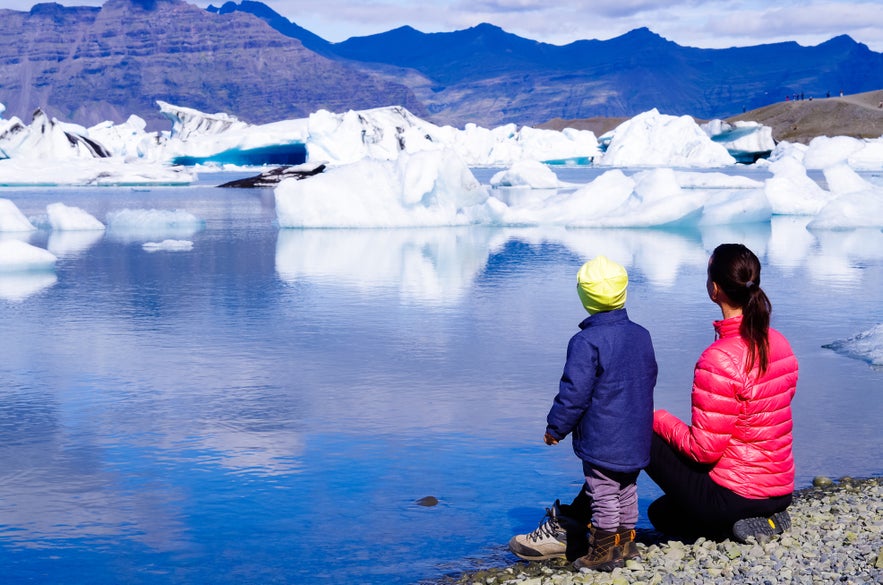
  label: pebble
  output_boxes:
[437,476,882,585]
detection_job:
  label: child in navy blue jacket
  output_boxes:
[509,256,657,571]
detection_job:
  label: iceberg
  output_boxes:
[158,101,309,167]
[106,209,205,243]
[46,203,106,231]
[0,158,195,186]
[490,160,562,189]
[0,109,109,161]
[0,239,57,273]
[823,324,883,368]
[808,164,883,229]
[702,119,775,164]
[0,199,37,232]
[597,109,736,168]
[275,149,491,228]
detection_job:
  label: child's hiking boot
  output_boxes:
[732,510,791,543]
[572,526,623,572]
[508,500,568,560]
[616,526,640,561]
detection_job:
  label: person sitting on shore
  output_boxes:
[508,256,657,571]
[645,243,799,542]
[508,244,798,569]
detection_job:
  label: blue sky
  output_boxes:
[2,0,882,51]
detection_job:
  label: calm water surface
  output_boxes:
[1,169,881,584]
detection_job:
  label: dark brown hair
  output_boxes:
[708,243,772,374]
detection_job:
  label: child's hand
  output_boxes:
[543,432,559,445]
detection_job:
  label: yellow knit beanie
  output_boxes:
[577,256,628,314]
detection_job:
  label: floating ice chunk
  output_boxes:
[87,115,159,161]
[0,159,194,186]
[808,190,883,229]
[0,110,110,160]
[823,163,876,195]
[142,239,194,252]
[803,136,866,170]
[159,101,309,167]
[699,188,772,225]
[159,100,250,140]
[275,149,490,228]
[0,199,36,232]
[674,171,764,189]
[807,164,883,229]
[306,107,438,165]
[0,240,57,272]
[823,324,883,368]
[847,138,883,171]
[764,156,835,215]
[490,160,561,189]
[106,209,204,242]
[47,203,105,231]
[515,126,599,164]
[703,119,775,163]
[598,109,736,168]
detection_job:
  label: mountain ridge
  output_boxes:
[1,0,881,132]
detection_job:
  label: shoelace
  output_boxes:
[527,509,561,542]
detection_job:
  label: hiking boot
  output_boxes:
[572,526,623,572]
[616,526,640,561]
[508,500,568,560]
[732,511,791,543]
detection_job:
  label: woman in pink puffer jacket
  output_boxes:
[646,243,799,542]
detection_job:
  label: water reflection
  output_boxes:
[0,272,56,301]
[275,227,504,304]
[47,230,104,258]
[276,220,882,295]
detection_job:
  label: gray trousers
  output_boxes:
[583,462,640,531]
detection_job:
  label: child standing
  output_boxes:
[509,256,657,571]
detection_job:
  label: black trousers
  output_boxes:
[643,433,792,539]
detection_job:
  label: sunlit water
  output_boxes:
[1,168,881,584]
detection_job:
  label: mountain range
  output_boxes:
[1,0,881,131]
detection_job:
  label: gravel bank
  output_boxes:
[442,476,882,585]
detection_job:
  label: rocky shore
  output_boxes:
[441,476,882,585]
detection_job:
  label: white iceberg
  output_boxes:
[0,158,195,186]
[702,119,775,163]
[808,164,883,229]
[490,160,562,189]
[823,324,883,368]
[47,203,106,231]
[275,149,491,228]
[764,155,835,215]
[0,239,57,273]
[0,199,36,232]
[106,209,205,243]
[598,109,736,168]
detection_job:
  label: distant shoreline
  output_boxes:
[540,89,883,145]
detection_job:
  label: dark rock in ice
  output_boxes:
[217,162,326,188]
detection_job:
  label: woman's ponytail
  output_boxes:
[709,244,772,374]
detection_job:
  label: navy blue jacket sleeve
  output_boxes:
[546,334,598,440]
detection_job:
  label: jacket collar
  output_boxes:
[714,314,743,339]
[579,308,629,329]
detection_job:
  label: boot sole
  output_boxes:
[732,511,791,543]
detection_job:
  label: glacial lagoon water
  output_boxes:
[0,168,881,585]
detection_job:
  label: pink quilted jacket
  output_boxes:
[654,315,798,499]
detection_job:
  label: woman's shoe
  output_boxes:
[732,510,791,543]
